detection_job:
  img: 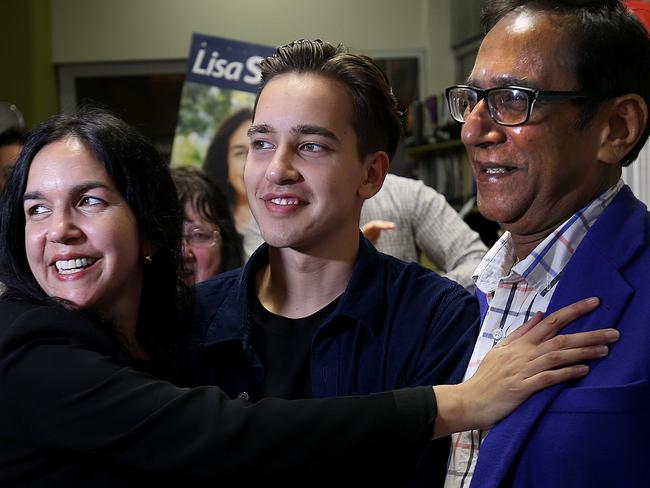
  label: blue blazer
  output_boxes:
[471,185,650,487]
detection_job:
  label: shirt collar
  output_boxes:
[474,179,623,295]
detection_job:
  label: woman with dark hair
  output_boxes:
[172,166,243,284]
[0,107,186,373]
[203,107,253,234]
[0,108,616,485]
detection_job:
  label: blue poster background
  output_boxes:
[185,33,275,93]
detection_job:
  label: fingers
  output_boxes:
[534,327,620,358]
[360,220,396,233]
[523,341,608,375]
[498,311,544,346]
[524,297,600,343]
[522,327,618,376]
[522,364,591,392]
[361,220,396,245]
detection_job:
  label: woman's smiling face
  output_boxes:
[23,137,144,328]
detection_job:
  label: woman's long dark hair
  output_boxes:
[0,107,189,377]
[171,166,243,272]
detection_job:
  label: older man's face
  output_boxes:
[462,10,620,249]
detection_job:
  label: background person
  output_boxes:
[0,129,25,193]
[172,166,243,284]
[0,102,27,194]
[203,107,253,235]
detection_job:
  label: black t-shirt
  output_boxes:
[250,292,340,399]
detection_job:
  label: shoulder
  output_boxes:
[193,268,245,323]
[0,299,117,356]
[366,255,479,363]
[378,252,475,307]
[195,268,242,298]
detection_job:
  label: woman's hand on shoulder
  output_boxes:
[432,297,619,437]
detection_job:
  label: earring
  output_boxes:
[144,255,153,264]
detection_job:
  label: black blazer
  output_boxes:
[0,299,434,486]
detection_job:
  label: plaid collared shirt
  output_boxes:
[444,179,623,488]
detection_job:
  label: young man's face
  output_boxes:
[245,72,378,252]
[462,10,620,244]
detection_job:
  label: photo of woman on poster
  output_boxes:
[203,107,253,235]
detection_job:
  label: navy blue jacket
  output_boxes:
[188,236,479,485]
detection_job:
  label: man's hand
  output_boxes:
[361,220,395,245]
[432,297,619,437]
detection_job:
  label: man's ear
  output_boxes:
[358,150,389,199]
[597,94,648,165]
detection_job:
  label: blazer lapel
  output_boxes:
[470,186,644,487]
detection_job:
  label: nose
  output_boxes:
[265,146,300,185]
[47,209,83,244]
[460,99,506,148]
[182,240,195,261]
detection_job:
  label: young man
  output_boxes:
[190,39,481,485]
[444,1,650,486]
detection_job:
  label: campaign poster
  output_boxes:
[171,33,275,233]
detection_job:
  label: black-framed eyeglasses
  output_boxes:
[445,85,597,126]
[182,227,221,248]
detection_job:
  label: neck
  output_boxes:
[256,233,359,319]
[127,335,150,361]
[510,227,556,261]
[100,312,149,361]
[510,177,620,260]
[116,314,151,360]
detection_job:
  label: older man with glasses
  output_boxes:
[443,1,650,487]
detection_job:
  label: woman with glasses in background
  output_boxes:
[171,167,243,284]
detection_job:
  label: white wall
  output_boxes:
[50,0,456,95]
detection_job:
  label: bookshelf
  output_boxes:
[406,139,475,209]
[406,139,502,247]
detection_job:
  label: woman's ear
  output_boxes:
[358,150,389,200]
[597,94,648,165]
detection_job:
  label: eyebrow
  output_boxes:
[23,181,113,201]
[293,125,339,142]
[247,124,272,137]
[247,123,340,143]
[465,75,536,90]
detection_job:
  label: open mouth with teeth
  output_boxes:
[270,197,302,206]
[484,167,514,174]
[55,257,98,275]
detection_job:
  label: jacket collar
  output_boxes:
[201,242,268,348]
[202,234,388,347]
[332,234,388,335]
